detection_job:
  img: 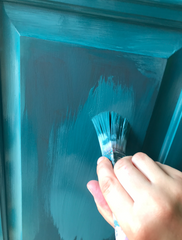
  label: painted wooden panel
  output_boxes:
[20,36,165,240]
[0,57,7,240]
[0,1,182,240]
[143,48,182,169]
[0,211,3,240]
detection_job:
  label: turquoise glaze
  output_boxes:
[20,37,164,239]
[143,47,182,167]
[1,1,182,240]
[0,210,3,240]
[3,3,182,58]
[0,4,22,240]
[159,90,182,164]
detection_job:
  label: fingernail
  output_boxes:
[97,157,103,165]
[87,183,93,195]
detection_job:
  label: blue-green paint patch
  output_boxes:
[4,2,182,58]
[159,90,182,164]
[21,111,39,240]
[47,77,133,240]
[1,5,22,240]
[0,208,3,240]
[20,37,165,239]
[1,1,182,240]
[143,47,182,167]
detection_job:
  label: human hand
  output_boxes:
[87,153,182,240]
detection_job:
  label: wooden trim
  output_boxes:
[2,0,182,30]
[0,5,22,240]
[3,2,182,58]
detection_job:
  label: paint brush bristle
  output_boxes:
[92,111,130,165]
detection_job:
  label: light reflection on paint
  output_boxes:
[47,76,134,240]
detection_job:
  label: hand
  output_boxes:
[87,153,182,240]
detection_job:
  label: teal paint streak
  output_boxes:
[0,4,2,52]
[123,53,167,81]
[1,1,182,239]
[88,76,134,121]
[164,112,182,171]
[3,0,182,29]
[4,3,182,58]
[143,47,182,164]
[0,63,6,240]
[21,111,39,240]
[159,90,182,164]
[47,78,133,240]
[1,5,22,240]
[0,208,3,240]
[0,7,8,239]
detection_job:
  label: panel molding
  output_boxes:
[3,2,182,58]
[158,90,182,164]
[143,47,182,167]
[2,0,182,22]
[1,1,182,240]
[0,4,22,240]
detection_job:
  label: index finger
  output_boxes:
[97,157,133,232]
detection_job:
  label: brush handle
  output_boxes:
[92,111,130,239]
[113,214,128,240]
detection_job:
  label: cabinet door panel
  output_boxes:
[1,1,182,240]
[21,37,165,240]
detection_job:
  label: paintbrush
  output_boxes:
[92,111,130,240]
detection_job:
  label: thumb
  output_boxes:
[87,180,114,228]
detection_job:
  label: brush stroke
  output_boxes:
[47,77,134,240]
[21,111,39,240]
[1,5,21,240]
[159,90,182,164]
[0,209,3,240]
[21,37,165,240]
[123,53,166,82]
[142,47,182,164]
[4,2,182,58]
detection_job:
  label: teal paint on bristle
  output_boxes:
[92,111,130,239]
[92,111,130,165]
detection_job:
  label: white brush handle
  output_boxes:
[113,214,128,240]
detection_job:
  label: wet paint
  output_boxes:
[4,2,182,58]
[0,57,9,240]
[159,90,182,164]
[46,79,133,240]
[143,47,182,170]
[20,37,165,239]
[0,4,22,240]
[1,1,182,239]
[0,209,3,240]
[21,112,39,240]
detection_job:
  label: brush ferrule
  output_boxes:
[113,150,125,163]
[92,111,130,166]
[102,149,125,166]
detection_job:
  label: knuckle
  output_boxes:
[155,200,173,222]
[114,157,132,175]
[114,157,131,171]
[97,161,106,175]
[161,206,173,222]
[130,220,150,240]
[133,228,149,240]
[133,152,148,162]
[176,173,182,182]
[173,182,182,201]
[100,176,114,196]
[97,159,112,176]
[114,158,127,171]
